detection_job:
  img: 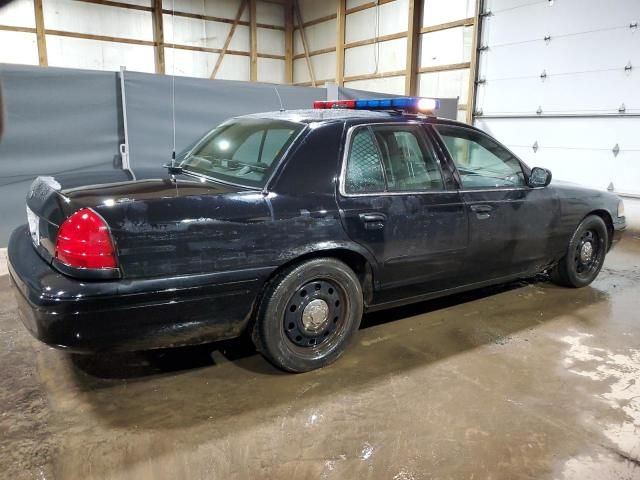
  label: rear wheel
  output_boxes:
[252,258,363,372]
[550,215,608,288]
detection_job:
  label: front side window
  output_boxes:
[344,125,444,194]
[179,118,304,188]
[435,125,525,189]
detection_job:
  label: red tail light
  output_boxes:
[55,208,117,269]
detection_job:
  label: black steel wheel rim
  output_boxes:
[283,278,346,350]
[573,229,602,279]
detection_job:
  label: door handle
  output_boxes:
[359,212,386,230]
[470,204,493,213]
[470,204,493,219]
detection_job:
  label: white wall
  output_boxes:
[475,0,640,196]
[0,0,285,82]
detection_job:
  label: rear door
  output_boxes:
[431,124,558,282]
[336,122,468,292]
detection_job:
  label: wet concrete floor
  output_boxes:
[1,236,640,479]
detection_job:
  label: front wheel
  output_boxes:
[550,215,608,288]
[252,258,364,372]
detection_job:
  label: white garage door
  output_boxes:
[473,0,640,196]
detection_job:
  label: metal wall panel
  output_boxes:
[0,31,39,66]
[47,36,156,73]
[43,0,154,41]
[344,37,407,76]
[0,0,35,27]
[344,75,406,95]
[294,19,337,55]
[293,51,336,84]
[257,58,286,84]
[345,0,408,44]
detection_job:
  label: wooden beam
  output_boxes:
[420,17,474,34]
[45,29,155,46]
[345,0,396,15]
[466,0,482,123]
[284,0,294,84]
[404,0,421,95]
[417,62,471,74]
[343,69,406,83]
[344,31,406,49]
[211,0,247,79]
[75,0,152,12]
[0,24,36,33]
[152,0,165,74]
[33,0,47,66]
[336,0,345,85]
[293,46,335,60]
[294,13,336,29]
[294,0,315,87]
[161,8,284,31]
[249,0,257,81]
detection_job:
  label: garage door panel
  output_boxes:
[611,151,640,195]
[481,28,640,81]
[478,70,638,114]
[484,0,640,47]
[476,117,640,194]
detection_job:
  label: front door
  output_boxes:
[336,123,468,292]
[431,124,558,283]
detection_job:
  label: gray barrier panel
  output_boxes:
[123,71,327,168]
[0,64,122,245]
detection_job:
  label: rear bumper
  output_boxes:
[8,225,272,353]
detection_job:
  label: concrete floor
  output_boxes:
[1,236,640,480]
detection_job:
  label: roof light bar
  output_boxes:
[312,97,439,113]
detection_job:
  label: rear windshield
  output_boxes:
[179,118,304,188]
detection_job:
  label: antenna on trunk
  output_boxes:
[170,0,177,168]
[274,86,285,112]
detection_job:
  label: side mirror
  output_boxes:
[529,167,552,187]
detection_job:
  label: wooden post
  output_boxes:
[152,0,165,74]
[284,0,293,84]
[293,0,315,87]
[211,0,247,79]
[336,0,345,85]
[33,0,48,66]
[405,0,422,95]
[249,0,258,81]
[466,0,483,124]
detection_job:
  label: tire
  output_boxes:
[252,258,364,373]
[550,214,608,288]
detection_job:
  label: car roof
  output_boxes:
[237,108,472,129]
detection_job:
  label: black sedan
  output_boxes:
[8,102,626,372]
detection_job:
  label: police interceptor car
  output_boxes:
[8,97,626,372]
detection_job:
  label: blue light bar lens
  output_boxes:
[351,97,439,112]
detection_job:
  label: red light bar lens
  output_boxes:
[313,100,356,109]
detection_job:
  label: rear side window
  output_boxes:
[179,118,304,188]
[343,125,444,194]
[344,129,386,193]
